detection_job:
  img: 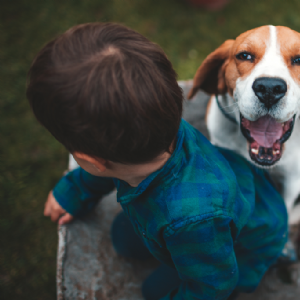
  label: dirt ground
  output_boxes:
[57,83,300,299]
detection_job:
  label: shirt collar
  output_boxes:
[117,120,186,204]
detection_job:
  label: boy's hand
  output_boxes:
[44,191,74,225]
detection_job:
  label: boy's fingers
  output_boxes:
[44,191,56,216]
[59,213,74,225]
[50,210,63,222]
[44,190,68,223]
[44,204,51,216]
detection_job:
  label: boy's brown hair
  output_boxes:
[26,23,183,164]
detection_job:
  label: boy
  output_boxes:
[26,23,287,300]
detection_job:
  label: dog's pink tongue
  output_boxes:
[248,115,283,148]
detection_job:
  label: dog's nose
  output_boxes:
[252,77,287,109]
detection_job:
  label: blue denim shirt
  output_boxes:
[53,119,287,300]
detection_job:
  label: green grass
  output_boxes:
[1,0,300,298]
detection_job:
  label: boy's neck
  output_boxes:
[73,142,175,188]
[107,152,172,187]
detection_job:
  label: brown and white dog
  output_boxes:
[188,25,300,224]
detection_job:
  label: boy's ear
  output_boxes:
[73,152,107,172]
[188,39,235,98]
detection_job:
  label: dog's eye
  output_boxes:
[292,56,300,65]
[236,52,254,62]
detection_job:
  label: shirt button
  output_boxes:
[142,232,146,236]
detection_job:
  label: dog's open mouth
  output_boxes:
[240,114,295,166]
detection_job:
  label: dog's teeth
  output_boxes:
[273,150,280,155]
[251,148,258,154]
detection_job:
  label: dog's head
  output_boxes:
[188,25,300,167]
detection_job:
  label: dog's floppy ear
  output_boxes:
[188,39,234,99]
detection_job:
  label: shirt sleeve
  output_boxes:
[162,215,239,300]
[52,167,115,217]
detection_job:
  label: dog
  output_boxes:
[187,25,300,225]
